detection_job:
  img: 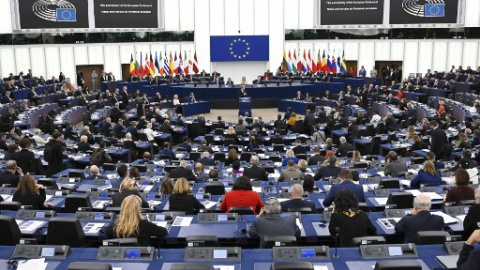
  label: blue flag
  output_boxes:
[56,8,77,22]
[425,4,445,17]
[210,36,269,62]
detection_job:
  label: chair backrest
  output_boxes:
[262,235,297,248]
[373,260,421,270]
[46,218,86,247]
[214,152,226,162]
[189,152,201,161]
[64,194,93,213]
[270,262,313,270]
[273,144,285,152]
[415,231,450,245]
[214,128,224,135]
[185,235,219,247]
[102,163,116,171]
[0,216,21,245]
[228,206,254,215]
[240,152,252,162]
[204,182,226,195]
[170,264,213,270]
[287,207,312,214]
[379,179,400,189]
[386,192,414,209]
[0,201,21,211]
[68,171,85,179]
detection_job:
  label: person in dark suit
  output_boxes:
[158,142,176,160]
[323,170,365,207]
[280,184,316,213]
[457,229,480,269]
[45,132,65,177]
[159,120,173,134]
[77,135,91,152]
[430,120,448,159]
[293,91,304,100]
[317,107,327,124]
[292,139,307,155]
[13,175,52,210]
[384,113,399,131]
[336,136,355,157]
[347,121,359,142]
[112,178,149,208]
[106,195,168,246]
[197,151,215,166]
[0,133,8,151]
[14,138,40,174]
[0,160,23,187]
[248,197,301,248]
[383,151,407,177]
[243,156,268,181]
[313,156,342,180]
[463,187,480,239]
[329,189,377,247]
[168,178,205,214]
[168,160,197,181]
[394,194,444,243]
[307,147,323,166]
[238,85,248,97]
[178,136,192,153]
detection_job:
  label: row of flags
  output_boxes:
[130,51,200,77]
[282,49,347,74]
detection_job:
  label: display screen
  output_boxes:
[125,249,141,259]
[147,193,155,200]
[155,215,165,221]
[196,194,204,200]
[105,180,112,185]
[388,246,403,256]
[217,214,228,222]
[320,0,384,25]
[99,192,108,198]
[213,249,228,259]
[41,247,55,257]
[390,0,459,24]
[94,213,104,220]
[301,248,315,258]
[93,0,158,28]
[55,191,63,196]
[35,212,45,218]
[17,0,90,29]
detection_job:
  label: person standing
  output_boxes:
[91,69,98,92]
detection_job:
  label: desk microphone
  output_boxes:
[333,227,340,258]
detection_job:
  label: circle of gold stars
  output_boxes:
[229,38,250,59]
[427,5,441,16]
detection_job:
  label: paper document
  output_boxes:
[92,200,110,209]
[83,222,106,234]
[313,266,329,270]
[172,216,193,226]
[456,214,466,223]
[45,195,52,201]
[252,187,262,193]
[202,200,217,209]
[152,221,168,228]
[431,212,458,224]
[374,198,389,206]
[422,192,443,200]
[405,190,422,196]
[17,258,47,270]
[296,218,303,230]
[399,180,411,186]
[0,194,12,201]
[148,200,162,207]
[19,220,46,233]
[213,266,235,270]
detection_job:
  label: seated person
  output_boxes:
[0,160,23,187]
[308,146,324,166]
[248,197,301,248]
[394,194,444,243]
[178,136,192,153]
[292,139,306,155]
[77,135,91,152]
[193,162,209,181]
[323,169,365,207]
[329,189,377,247]
[427,151,445,170]
[445,168,475,205]
[303,175,315,193]
[221,176,264,214]
[225,148,239,166]
[106,195,168,246]
[160,178,174,195]
[408,135,429,152]
[232,160,243,174]
[168,177,205,214]
[243,156,268,181]
[281,149,299,166]
[278,160,304,181]
[410,161,442,189]
[197,151,215,166]
[384,151,407,177]
[169,160,197,181]
[313,156,342,180]
[159,142,176,160]
[112,178,149,208]
[457,229,480,269]
[86,165,101,180]
[13,175,52,210]
[280,184,316,213]
[336,136,354,157]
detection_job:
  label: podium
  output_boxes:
[238,97,251,116]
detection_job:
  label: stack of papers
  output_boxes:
[172,216,193,227]
[18,258,47,270]
[201,200,217,209]
[83,222,106,234]
[431,212,458,224]
[152,221,168,228]
[374,198,389,206]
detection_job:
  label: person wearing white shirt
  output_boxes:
[172,94,180,106]
[32,129,46,147]
[370,111,382,124]
[144,123,155,142]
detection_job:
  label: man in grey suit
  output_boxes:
[248,198,301,247]
[383,151,407,177]
[278,160,304,182]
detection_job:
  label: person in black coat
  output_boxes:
[336,136,355,157]
[280,184,316,213]
[77,135,91,152]
[197,152,215,166]
[169,160,197,181]
[384,113,399,131]
[463,188,480,239]
[0,133,8,151]
[292,140,307,155]
[178,136,192,153]
[307,147,323,166]
[14,138,40,174]
[394,194,445,243]
[159,120,173,134]
[106,194,168,246]
[243,156,268,181]
[13,175,52,210]
[0,160,23,187]
[314,156,342,180]
[112,178,149,208]
[168,178,205,214]
[45,132,65,177]
[458,229,480,269]
[430,120,448,159]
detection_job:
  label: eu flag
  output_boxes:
[210,36,269,62]
[425,4,445,17]
[56,8,77,22]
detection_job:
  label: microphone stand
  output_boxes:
[333,227,340,258]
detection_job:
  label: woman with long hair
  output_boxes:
[225,148,239,166]
[168,177,205,214]
[111,178,149,208]
[410,161,442,189]
[13,175,51,210]
[107,195,167,246]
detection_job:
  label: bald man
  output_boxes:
[280,184,316,213]
[394,194,444,243]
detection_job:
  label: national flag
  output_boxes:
[321,50,327,73]
[301,50,307,73]
[144,53,150,77]
[331,52,337,73]
[177,51,184,74]
[316,50,321,73]
[311,50,317,73]
[281,51,290,72]
[193,51,199,74]
[341,50,347,74]
[307,50,312,72]
[173,51,179,74]
[149,52,155,76]
[158,52,164,76]
[169,52,175,74]
[163,52,170,76]
[296,50,302,73]
[139,52,143,77]
[326,52,332,73]
[129,54,136,76]
[154,52,160,75]
[183,50,190,75]
[290,50,297,73]
[134,53,140,76]
[287,51,293,72]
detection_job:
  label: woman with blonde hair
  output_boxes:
[410,161,442,189]
[282,149,299,166]
[298,159,308,172]
[168,177,205,214]
[321,151,340,167]
[352,151,362,162]
[123,132,137,151]
[106,195,168,246]
[13,175,51,210]
[324,138,333,151]
[458,132,471,149]
[112,178,149,208]
[405,126,415,140]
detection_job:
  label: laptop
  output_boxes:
[436,255,459,270]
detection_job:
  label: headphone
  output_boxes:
[7,257,29,268]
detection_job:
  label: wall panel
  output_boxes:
[224,0,240,35]
[103,45,121,79]
[164,0,180,30]
[344,42,359,60]
[447,42,463,69]
[283,0,299,29]
[269,0,284,71]
[358,43,374,77]
[254,0,269,35]
[74,47,88,66]
[209,0,224,35]
[374,42,390,61]
[463,41,478,68]
[179,0,195,31]
[418,42,433,76]
[298,0,314,29]
[403,42,419,78]
[45,47,61,79]
[239,0,255,35]
[119,45,135,64]
[0,48,15,78]
[390,42,404,60]
[14,48,30,75]
[59,47,75,83]
[88,45,104,65]
[30,47,46,78]
[432,41,448,72]
[195,0,211,71]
